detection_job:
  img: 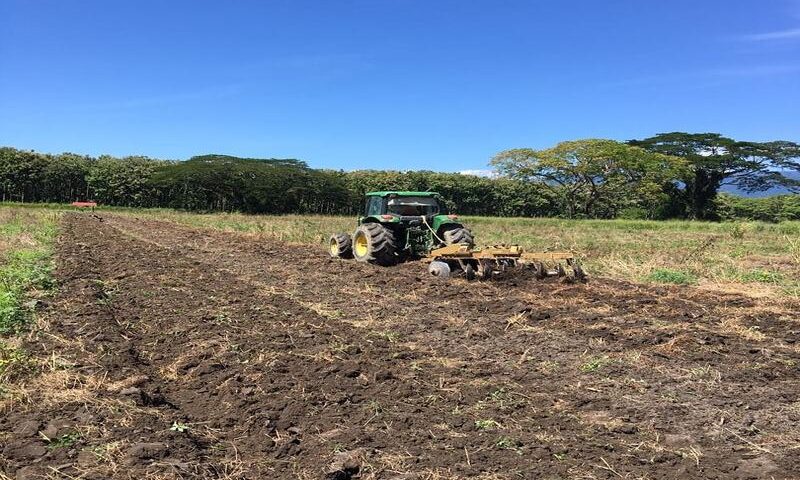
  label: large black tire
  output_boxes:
[352,223,399,266]
[442,226,474,247]
[328,232,352,258]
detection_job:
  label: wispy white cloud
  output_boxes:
[459,169,497,178]
[742,27,800,41]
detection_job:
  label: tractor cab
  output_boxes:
[359,191,461,237]
[386,195,442,217]
[362,191,446,219]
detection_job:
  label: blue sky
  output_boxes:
[1,1,799,172]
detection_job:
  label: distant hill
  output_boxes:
[461,169,799,198]
[721,171,800,197]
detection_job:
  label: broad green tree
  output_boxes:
[0,148,48,202]
[628,132,800,219]
[44,153,92,202]
[491,139,684,218]
[87,155,164,207]
[151,154,351,214]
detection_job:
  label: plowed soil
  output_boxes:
[2,213,800,479]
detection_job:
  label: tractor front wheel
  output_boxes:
[329,233,353,258]
[352,223,399,266]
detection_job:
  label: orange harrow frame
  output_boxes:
[426,244,585,281]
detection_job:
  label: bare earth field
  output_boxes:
[2,213,800,479]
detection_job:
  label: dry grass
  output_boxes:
[4,204,800,296]
[105,209,800,298]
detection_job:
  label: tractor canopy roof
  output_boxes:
[365,191,440,197]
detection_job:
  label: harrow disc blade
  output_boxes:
[426,244,586,282]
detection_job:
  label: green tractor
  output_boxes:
[329,191,473,265]
[329,191,585,281]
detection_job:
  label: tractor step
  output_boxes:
[426,244,585,281]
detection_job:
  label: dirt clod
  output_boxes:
[13,421,41,437]
[325,451,363,480]
[735,456,779,479]
[40,418,71,440]
[3,441,47,461]
[126,442,169,464]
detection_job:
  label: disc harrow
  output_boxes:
[426,244,586,281]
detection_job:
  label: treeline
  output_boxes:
[0,148,559,217]
[2,132,798,221]
[716,194,800,223]
[339,170,557,216]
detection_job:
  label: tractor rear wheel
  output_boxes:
[352,223,399,266]
[329,233,353,258]
[442,226,474,246]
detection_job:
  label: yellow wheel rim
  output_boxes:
[329,239,339,256]
[354,233,369,257]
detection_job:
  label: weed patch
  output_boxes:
[495,436,523,454]
[170,421,190,433]
[475,419,501,430]
[580,356,611,373]
[740,269,784,284]
[0,341,36,383]
[0,212,57,334]
[46,432,81,450]
[0,250,54,333]
[0,209,57,399]
[647,268,696,285]
[728,222,749,240]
